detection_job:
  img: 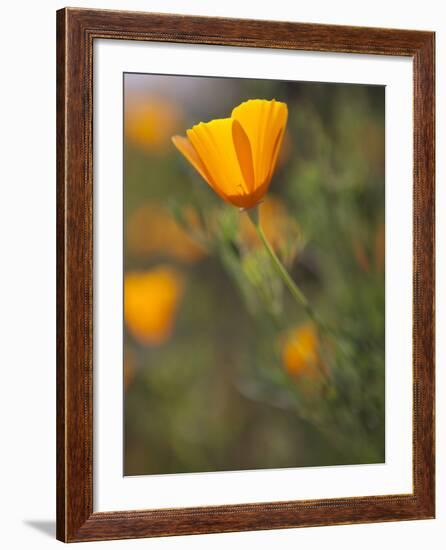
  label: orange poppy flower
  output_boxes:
[282,323,321,379]
[124,267,184,345]
[126,203,205,264]
[172,99,288,209]
[126,94,181,153]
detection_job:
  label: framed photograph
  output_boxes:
[56,7,435,542]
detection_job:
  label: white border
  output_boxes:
[93,40,413,512]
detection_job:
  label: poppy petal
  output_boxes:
[232,99,288,189]
[171,135,215,188]
[232,120,255,193]
[187,118,248,199]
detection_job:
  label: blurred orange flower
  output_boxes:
[240,196,300,264]
[126,95,181,152]
[126,204,206,263]
[172,99,288,209]
[124,267,184,345]
[282,323,321,379]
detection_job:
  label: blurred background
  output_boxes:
[123,73,385,476]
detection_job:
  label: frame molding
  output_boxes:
[56,7,435,542]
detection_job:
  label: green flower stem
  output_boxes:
[246,205,324,330]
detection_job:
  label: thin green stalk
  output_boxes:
[246,205,325,332]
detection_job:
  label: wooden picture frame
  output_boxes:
[56,7,435,542]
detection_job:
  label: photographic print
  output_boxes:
[123,73,385,476]
[57,10,435,541]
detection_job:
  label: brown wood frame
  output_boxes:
[56,7,435,542]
